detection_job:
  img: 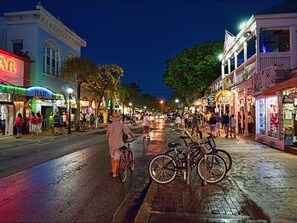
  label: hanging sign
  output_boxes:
[27,87,53,98]
[214,90,234,104]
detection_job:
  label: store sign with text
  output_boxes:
[214,90,234,104]
[0,50,24,86]
[27,87,53,98]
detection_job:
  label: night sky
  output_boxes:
[0,0,283,100]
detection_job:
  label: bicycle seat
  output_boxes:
[167,142,181,148]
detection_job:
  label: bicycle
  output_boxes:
[166,132,232,172]
[148,130,227,185]
[79,122,86,132]
[118,137,136,183]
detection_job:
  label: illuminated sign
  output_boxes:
[27,87,53,98]
[0,50,24,86]
[0,55,16,73]
[214,90,234,104]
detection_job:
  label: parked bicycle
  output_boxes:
[118,137,136,183]
[79,122,86,132]
[166,132,232,172]
[148,130,227,185]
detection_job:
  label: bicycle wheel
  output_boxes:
[213,149,232,172]
[148,154,177,184]
[196,154,227,184]
[119,155,127,183]
[127,150,134,172]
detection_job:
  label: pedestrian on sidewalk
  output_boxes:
[142,113,150,139]
[36,112,43,135]
[28,111,37,137]
[106,112,137,178]
[230,114,236,138]
[48,112,54,134]
[222,110,230,138]
[14,113,24,138]
[53,111,61,135]
[209,112,216,137]
[215,112,221,137]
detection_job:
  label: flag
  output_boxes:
[224,29,235,55]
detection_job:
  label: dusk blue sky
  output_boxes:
[0,0,283,101]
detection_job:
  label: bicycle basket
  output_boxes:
[207,135,216,148]
[202,135,216,152]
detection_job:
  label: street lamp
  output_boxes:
[160,100,164,114]
[66,86,74,134]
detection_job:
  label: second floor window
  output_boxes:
[259,29,290,53]
[43,41,60,77]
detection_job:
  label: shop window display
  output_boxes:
[267,97,278,138]
[283,88,297,147]
[256,98,265,135]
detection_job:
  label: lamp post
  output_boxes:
[175,99,179,112]
[67,86,74,134]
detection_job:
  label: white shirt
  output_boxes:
[143,115,149,126]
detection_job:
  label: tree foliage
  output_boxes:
[82,64,124,105]
[163,41,223,102]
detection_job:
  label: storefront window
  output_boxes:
[256,98,265,135]
[283,88,297,147]
[267,97,278,138]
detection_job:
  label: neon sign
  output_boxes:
[0,55,16,73]
[27,87,53,98]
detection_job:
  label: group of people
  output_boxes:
[174,110,254,139]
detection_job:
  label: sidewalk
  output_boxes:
[135,126,292,223]
[0,125,108,152]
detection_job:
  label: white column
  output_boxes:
[234,90,239,134]
[244,42,248,63]
[244,88,249,136]
[234,52,238,84]
[228,59,231,74]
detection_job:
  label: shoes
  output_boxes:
[225,136,228,138]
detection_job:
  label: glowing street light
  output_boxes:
[160,100,164,114]
[66,86,74,134]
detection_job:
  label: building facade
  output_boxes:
[0,3,89,132]
[211,1,297,152]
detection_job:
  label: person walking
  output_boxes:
[230,114,237,138]
[247,112,254,134]
[36,112,43,135]
[48,112,54,134]
[53,111,61,135]
[223,110,230,138]
[14,113,24,139]
[142,113,150,139]
[28,111,37,137]
[209,112,216,137]
[215,112,221,137]
[106,112,137,178]
[175,114,182,129]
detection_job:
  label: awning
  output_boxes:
[262,76,297,95]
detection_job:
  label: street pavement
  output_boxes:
[1,122,297,223]
[135,124,297,223]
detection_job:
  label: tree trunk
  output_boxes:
[75,83,81,131]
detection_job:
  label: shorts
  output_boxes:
[210,124,216,132]
[110,149,122,161]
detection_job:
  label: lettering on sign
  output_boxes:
[0,56,16,72]
[35,91,47,97]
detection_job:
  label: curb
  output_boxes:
[134,180,157,223]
